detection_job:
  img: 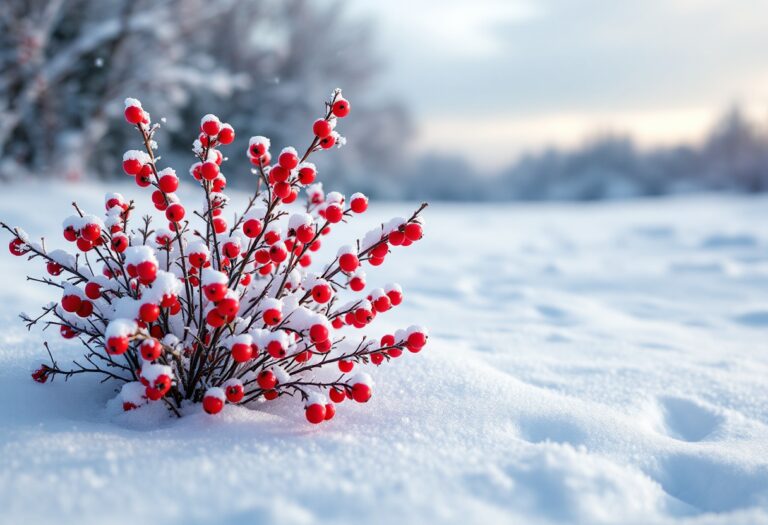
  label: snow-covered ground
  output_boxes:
[1,181,767,525]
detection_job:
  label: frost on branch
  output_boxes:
[1,90,429,425]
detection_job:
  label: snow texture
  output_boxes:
[0,181,767,525]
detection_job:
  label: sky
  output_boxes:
[351,0,768,170]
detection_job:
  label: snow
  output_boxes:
[0,181,767,524]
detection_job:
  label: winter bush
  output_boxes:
[3,89,428,424]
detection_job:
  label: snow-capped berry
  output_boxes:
[136,260,158,284]
[248,136,270,158]
[263,308,282,326]
[140,338,162,361]
[305,403,326,424]
[257,370,277,390]
[313,119,333,138]
[407,328,428,350]
[350,375,372,403]
[386,283,403,306]
[278,147,299,170]
[106,335,129,355]
[350,193,368,213]
[312,283,332,304]
[231,341,253,362]
[200,114,221,136]
[166,203,185,223]
[203,388,225,414]
[218,124,235,145]
[124,99,143,124]
[298,163,316,185]
[158,172,179,193]
[122,151,147,175]
[325,204,343,223]
[188,242,209,268]
[224,379,244,403]
[404,222,423,241]
[217,296,240,317]
[332,98,350,118]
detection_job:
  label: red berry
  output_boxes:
[305,403,326,424]
[267,340,285,358]
[338,360,354,373]
[225,382,244,403]
[200,161,219,181]
[298,165,316,184]
[60,325,77,339]
[387,290,403,306]
[324,403,336,420]
[408,331,427,349]
[201,116,221,136]
[124,105,143,124]
[264,390,279,400]
[351,383,371,403]
[325,204,343,224]
[263,308,282,326]
[270,165,289,183]
[278,149,299,169]
[373,295,391,313]
[371,243,389,258]
[216,296,240,317]
[213,216,227,234]
[204,283,227,302]
[313,119,332,138]
[312,283,332,304]
[269,244,288,263]
[136,261,157,284]
[63,226,78,242]
[370,352,384,366]
[329,388,345,403]
[122,158,143,175]
[140,339,162,361]
[158,174,179,193]
[257,370,277,390]
[319,135,336,149]
[206,309,227,328]
[349,276,365,292]
[273,181,291,200]
[389,230,405,246]
[350,194,368,213]
[332,99,350,118]
[203,391,224,415]
[231,342,253,363]
[46,261,63,276]
[106,336,129,355]
[338,253,359,273]
[404,222,423,241]
[76,237,93,252]
[296,224,315,244]
[166,203,185,223]
[61,294,82,313]
[111,234,129,253]
[243,218,263,238]
[139,303,160,323]
[218,124,235,145]
[381,334,396,347]
[84,282,102,301]
[309,323,329,343]
[81,223,101,241]
[76,300,93,318]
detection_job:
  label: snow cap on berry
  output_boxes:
[105,319,137,340]
[120,381,146,406]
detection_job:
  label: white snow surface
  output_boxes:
[0,181,767,525]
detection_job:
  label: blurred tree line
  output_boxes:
[402,108,768,201]
[0,0,410,195]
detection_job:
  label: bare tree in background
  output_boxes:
[0,0,410,190]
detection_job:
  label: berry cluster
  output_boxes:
[2,90,428,424]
